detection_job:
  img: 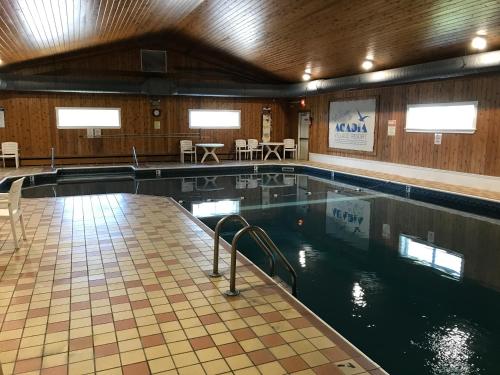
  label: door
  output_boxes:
[298,112,311,160]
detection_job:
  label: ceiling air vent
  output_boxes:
[141,50,167,73]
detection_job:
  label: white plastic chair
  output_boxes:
[0,177,27,249]
[180,140,196,163]
[283,139,297,160]
[235,139,251,161]
[0,142,20,168]
[247,139,263,160]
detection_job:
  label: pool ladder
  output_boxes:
[210,214,297,297]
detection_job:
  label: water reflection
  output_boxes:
[299,244,312,268]
[422,325,477,375]
[399,235,464,279]
[352,282,367,308]
[192,199,240,218]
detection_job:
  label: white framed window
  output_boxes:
[188,109,241,129]
[405,101,477,134]
[56,107,121,129]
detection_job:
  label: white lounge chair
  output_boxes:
[0,177,26,249]
[180,140,196,163]
[283,138,297,160]
[247,139,263,160]
[0,142,20,168]
[235,139,251,161]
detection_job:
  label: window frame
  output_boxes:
[188,109,241,130]
[55,107,122,129]
[405,101,478,134]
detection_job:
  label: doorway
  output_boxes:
[298,111,311,160]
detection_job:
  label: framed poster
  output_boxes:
[328,98,377,153]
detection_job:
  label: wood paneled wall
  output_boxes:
[290,74,500,177]
[6,36,282,84]
[0,92,287,165]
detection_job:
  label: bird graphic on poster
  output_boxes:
[357,109,369,122]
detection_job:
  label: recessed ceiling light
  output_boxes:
[361,59,374,70]
[471,36,487,50]
[302,72,311,81]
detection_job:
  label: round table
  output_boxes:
[195,143,225,163]
[260,142,285,160]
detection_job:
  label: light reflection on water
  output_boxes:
[297,243,320,269]
[351,273,382,325]
[414,324,480,375]
[352,282,367,308]
[428,326,476,375]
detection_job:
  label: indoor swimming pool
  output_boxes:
[19,169,500,375]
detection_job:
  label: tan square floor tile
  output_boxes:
[42,352,68,368]
[145,344,170,360]
[309,336,335,349]
[270,343,298,360]
[172,351,199,368]
[202,358,231,375]
[196,347,222,362]
[167,340,192,355]
[300,351,329,367]
[118,338,143,353]
[69,359,95,375]
[211,332,235,346]
[177,363,206,375]
[95,354,121,371]
[120,348,146,366]
[239,338,265,353]
[233,368,261,375]
[225,354,253,371]
[149,355,175,373]
[258,361,287,375]
[290,339,317,354]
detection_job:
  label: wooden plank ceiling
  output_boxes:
[0,0,499,82]
[0,0,203,63]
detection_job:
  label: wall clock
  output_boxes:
[152,108,161,117]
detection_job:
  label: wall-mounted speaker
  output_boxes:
[141,50,167,73]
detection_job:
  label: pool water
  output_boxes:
[23,172,500,375]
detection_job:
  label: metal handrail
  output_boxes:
[132,146,139,167]
[226,225,297,297]
[211,214,275,278]
[50,147,55,170]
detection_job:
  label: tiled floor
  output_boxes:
[0,194,385,375]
